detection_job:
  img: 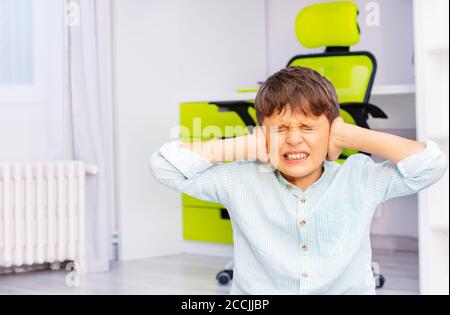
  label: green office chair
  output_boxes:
[216,1,387,288]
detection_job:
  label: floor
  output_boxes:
[0,250,419,295]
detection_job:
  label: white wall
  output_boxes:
[266,0,415,85]
[113,0,267,261]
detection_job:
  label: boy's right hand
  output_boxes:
[246,126,270,163]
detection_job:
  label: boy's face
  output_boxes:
[262,104,330,181]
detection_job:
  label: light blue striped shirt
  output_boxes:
[149,140,447,295]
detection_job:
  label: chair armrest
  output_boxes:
[211,101,257,128]
[340,102,388,118]
[340,102,388,130]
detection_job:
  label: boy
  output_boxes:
[150,67,447,294]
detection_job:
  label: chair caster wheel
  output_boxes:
[216,269,233,285]
[375,273,385,288]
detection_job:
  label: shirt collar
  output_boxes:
[273,160,334,194]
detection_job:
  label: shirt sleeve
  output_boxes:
[350,140,448,205]
[149,141,236,206]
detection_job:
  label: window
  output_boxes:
[0,0,63,105]
[0,0,64,161]
[0,0,33,85]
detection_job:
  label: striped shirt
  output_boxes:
[149,140,447,294]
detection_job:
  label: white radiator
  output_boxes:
[0,161,98,272]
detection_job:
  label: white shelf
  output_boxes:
[426,44,449,55]
[178,92,257,104]
[178,84,415,104]
[430,221,450,233]
[371,84,415,96]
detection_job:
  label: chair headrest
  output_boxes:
[295,1,360,49]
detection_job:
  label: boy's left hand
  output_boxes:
[326,116,345,161]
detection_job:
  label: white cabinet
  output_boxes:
[413,0,449,295]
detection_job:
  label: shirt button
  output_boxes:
[301,272,309,279]
[301,244,308,252]
[300,197,306,203]
[299,219,306,227]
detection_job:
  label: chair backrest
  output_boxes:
[287,52,376,103]
[295,1,360,49]
[289,1,377,104]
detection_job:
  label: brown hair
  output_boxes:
[255,66,340,125]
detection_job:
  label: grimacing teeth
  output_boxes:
[285,153,309,160]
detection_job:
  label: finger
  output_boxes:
[265,126,270,152]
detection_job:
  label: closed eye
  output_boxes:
[275,124,289,133]
[277,126,289,132]
[301,125,314,131]
[275,124,314,133]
